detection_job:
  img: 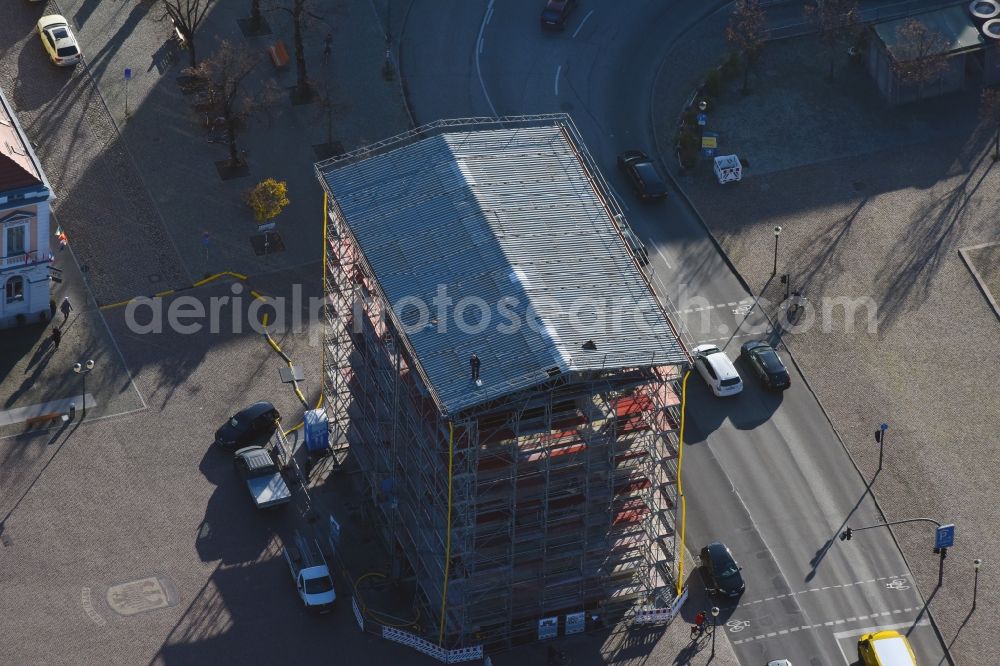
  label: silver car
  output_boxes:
[37,15,82,67]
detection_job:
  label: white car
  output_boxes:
[37,15,82,67]
[693,344,743,397]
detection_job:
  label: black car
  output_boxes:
[215,401,281,448]
[617,150,668,200]
[540,0,576,30]
[740,340,791,390]
[700,542,745,597]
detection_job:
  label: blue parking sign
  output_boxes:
[935,524,955,549]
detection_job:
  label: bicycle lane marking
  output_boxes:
[736,572,915,608]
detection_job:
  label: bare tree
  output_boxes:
[726,0,768,94]
[804,0,860,82]
[980,87,1000,160]
[313,81,348,154]
[890,18,949,99]
[196,41,277,167]
[270,0,323,100]
[160,0,212,68]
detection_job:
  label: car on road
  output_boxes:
[699,542,745,597]
[693,344,743,397]
[617,150,668,200]
[621,226,649,266]
[858,630,916,666]
[215,401,281,449]
[233,445,292,509]
[540,0,576,30]
[37,15,82,67]
[740,340,791,391]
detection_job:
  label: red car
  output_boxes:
[541,0,576,30]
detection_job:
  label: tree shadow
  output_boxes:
[876,150,996,334]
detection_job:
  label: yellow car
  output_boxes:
[858,630,917,666]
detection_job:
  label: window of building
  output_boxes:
[5,275,24,303]
[5,224,27,256]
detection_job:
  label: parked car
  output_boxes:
[540,0,576,30]
[37,15,81,67]
[693,344,743,397]
[621,226,649,266]
[617,150,668,200]
[740,340,791,390]
[858,630,916,666]
[700,542,745,597]
[215,402,281,449]
[233,446,292,509]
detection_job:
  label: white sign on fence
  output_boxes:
[538,616,559,640]
[565,611,586,635]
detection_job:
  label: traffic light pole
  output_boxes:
[841,517,950,586]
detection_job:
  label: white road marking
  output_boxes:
[474,0,498,117]
[554,65,561,96]
[731,617,930,647]
[739,574,913,607]
[833,619,929,640]
[654,244,672,269]
[572,9,594,38]
[485,5,494,24]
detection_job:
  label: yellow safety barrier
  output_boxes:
[675,369,691,597]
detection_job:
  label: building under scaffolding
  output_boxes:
[316,115,689,651]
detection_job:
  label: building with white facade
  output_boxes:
[0,87,54,329]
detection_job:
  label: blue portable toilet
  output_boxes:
[303,409,329,454]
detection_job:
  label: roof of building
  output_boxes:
[0,89,45,193]
[874,4,984,57]
[318,116,687,415]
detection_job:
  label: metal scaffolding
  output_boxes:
[319,116,688,651]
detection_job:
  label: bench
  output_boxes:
[268,40,290,69]
[24,412,62,428]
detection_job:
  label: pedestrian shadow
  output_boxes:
[6,342,55,408]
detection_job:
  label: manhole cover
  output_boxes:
[106,576,177,616]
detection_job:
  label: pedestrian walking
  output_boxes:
[692,609,707,639]
[50,327,62,350]
[60,296,72,323]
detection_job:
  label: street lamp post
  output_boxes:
[710,606,720,657]
[772,225,782,276]
[73,359,95,418]
[875,423,888,473]
[973,559,982,609]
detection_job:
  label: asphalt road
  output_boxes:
[401,1,949,663]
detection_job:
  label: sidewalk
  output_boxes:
[0,243,145,439]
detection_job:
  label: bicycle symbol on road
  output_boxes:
[885,578,910,591]
[732,303,753,317]
[726,619,751,633]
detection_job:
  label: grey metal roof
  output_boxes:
[319,116,687,415]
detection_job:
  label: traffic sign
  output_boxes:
[696,112,708,126]
[935,523,955,550]
[124,68,132,80]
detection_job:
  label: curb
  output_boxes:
[394,0,419,127]
[646,6,954,663]
[958,242,1000,321]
